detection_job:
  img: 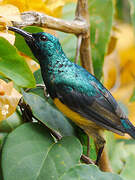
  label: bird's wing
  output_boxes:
[54,82,126,135]
[89,79,127,120]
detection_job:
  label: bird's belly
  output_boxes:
[54,98,100,129]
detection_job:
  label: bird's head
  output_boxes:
[8,26,63,61]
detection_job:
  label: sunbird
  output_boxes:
[8,26,135,164]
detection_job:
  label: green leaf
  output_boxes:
[34,69,44,84]
[130,88,135,102]
[109,141,127,173]
[58,32,77,62]
[0,132,8,149]
[77,128,96,161]
[2,123,54,180]
[59,164,123,180]
[28,86,55,106]
[89,0,114,79]
[129,0,135,31]
[116,0,130,22]
[105,132,116,160]
[28,87,45,99]
[15,26,44,62]
[106,135,135,178]
[0,111,23,132]
[2,122,82,180]
[62,2,76,20]
[37,136,82,180]
[106,133,128,174]
[0,37,35,87]
[119,140,135,180]
[120,154,135,180]
[23,91,76,136]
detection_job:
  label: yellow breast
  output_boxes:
[53,98,98,129]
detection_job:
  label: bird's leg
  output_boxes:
[95,145,104,165]
[94,134,106,166]
[93,132,112,172]
[87,135,90,157]
[85,129,106,166]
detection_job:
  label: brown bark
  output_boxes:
[13,11,87,35]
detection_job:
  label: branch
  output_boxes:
[75,0,93,74]
[13,11,88,35]
[12,0,94,74]
[81,154,95,165]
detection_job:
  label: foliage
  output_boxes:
[89,0,114,79]
[0,0,135,179]
[2,123,122,180]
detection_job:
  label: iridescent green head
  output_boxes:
[8,26,62,60]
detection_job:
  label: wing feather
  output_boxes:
[54,82,126,135]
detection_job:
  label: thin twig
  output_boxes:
[19,98,62,140]
[75,35,82,64]
[87,135,90,157]
[33,114,62,141]
[13,11,88,35]
[81,154,95,164]
[25,84,50,98]
[25,84,45,92]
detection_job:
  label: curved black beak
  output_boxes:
[8,26,34,42]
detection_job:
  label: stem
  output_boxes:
[75,0,94,74]
[75,35,82,64]
[81,154,94,164]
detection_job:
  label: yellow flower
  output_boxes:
[0,4,22,44]
[0,79,22,121]
[1,0,76,17]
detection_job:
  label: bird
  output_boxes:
[8,26,135,165]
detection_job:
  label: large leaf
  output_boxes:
[119,140,135,180]
[89,0,114,79]
[106,132,135,179]
[0,132,7,149]
[2,122,82,180]
[15,26,44,62]
[23,91,76,136]
[59,164,123,180]
[2,122,122,180]
[120,154,135,180]
[0,111,23,132]
[36,136,82,180]
[2,123,54,180]
[0,37,35,87]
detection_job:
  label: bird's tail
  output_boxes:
[121,118,135,139]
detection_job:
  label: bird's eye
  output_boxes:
[39,35,48,41]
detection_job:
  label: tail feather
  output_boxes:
[121,118,135,139]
